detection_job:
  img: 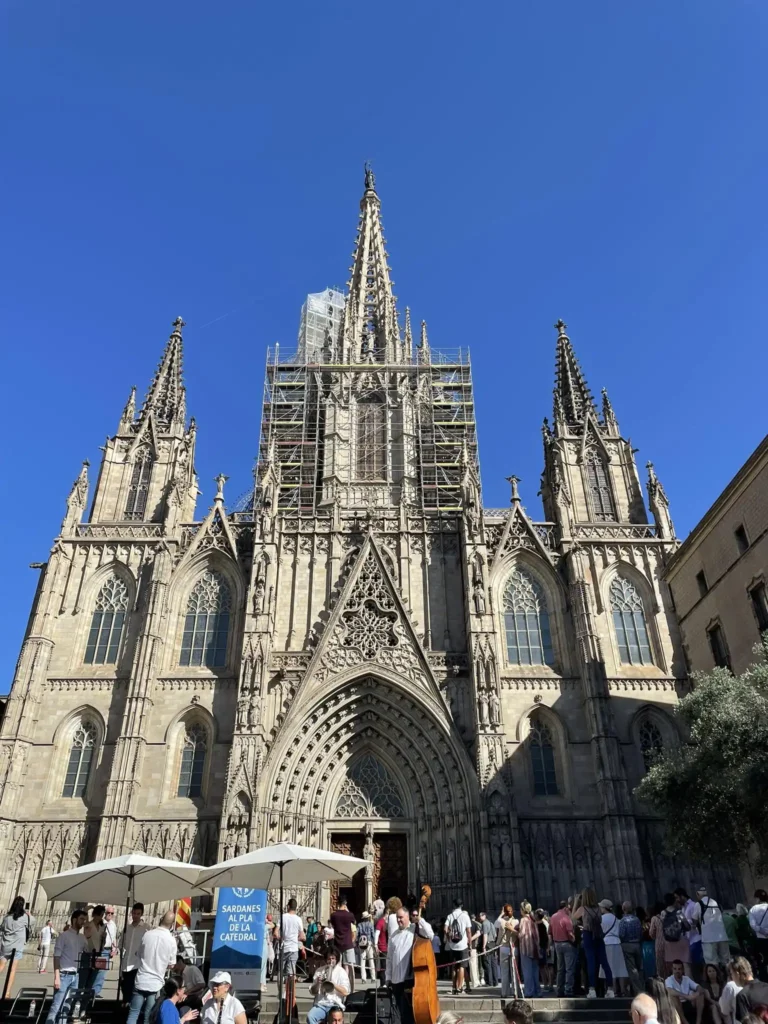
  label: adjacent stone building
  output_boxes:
[0,170,742,919]
[664,433,768,676]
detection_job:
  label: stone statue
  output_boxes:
[489,691,501,727]
[490,829,502,870]
[473,584,486,615]
[446,838,456,880]
[363,828,375,880]
[237,697,248,729]
[253,578,266,615]
[461,837,471,879]
[248,698,261,728]
[501,834,513,869]
[478,691,489,727]
[432,840,442,882]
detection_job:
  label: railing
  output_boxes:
[264,345,471,366]
[75,523,164,539]
[572,523,656,540]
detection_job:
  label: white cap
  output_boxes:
[210,971,232,985]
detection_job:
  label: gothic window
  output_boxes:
[62,720,97,798]
[356,395,386,480]
[84,576,129,665]
[177,723,207,798]
[528,714,558,796]
[335,754,405,818]
[502,569,554,666]
[638,718,663,772]
[124,446,154,520]
[180,571,231,668]
[610,576,653,665]
[585,449,616,521]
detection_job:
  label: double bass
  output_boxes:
[411,885,440,1024]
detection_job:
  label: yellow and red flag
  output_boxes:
[176,897,192,930]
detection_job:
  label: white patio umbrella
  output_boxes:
[39,852,213,989]
[197,843,367,1023]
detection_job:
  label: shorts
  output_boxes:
[0,949,24,962]
[339,948,356,965]
[283,950,299,975]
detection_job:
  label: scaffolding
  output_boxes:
[256,342,478,513]
[297,288,345,363]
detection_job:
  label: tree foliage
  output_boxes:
[636,645,768,870]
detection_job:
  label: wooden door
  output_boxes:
[375,833,407,901]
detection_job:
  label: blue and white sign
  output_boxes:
[211,886,268,991]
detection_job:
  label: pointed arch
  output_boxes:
[629,705,679,776]
[124,443,155,520]
[334,754,406,818]
[583,445,616,521]
[517,706,571,801]
[162,707,216,803]
[48,706,106,804]
[501,567,554,666]
[180,569,232,668]
[84,574,129,665]
[609,575,653,666]
[355,392,387,480]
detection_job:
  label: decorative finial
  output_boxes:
[364,162,376,192]
[214,473,229,502]
[172,316,186,333]
[506,475,521,503]
[554,319,568,337]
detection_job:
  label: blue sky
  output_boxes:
[1,1,766,688]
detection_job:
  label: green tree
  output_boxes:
[636,645,768,871]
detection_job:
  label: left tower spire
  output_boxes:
[137,316,187,429]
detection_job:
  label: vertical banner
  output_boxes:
[211,887,267,991]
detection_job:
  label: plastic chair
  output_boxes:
[8,986,47,1022]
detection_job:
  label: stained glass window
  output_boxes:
[63,721,97,798]
[180,571,231,668]
[335,754,404,818]
[638,719,663,772]
[503,569,554,666]
[529,715,558,796]
[85,576,129,665]
[585,449,616,521]
[177,724,207,798]
[610,577,653,665]
[124,446,154,520]
[356,395,386,480]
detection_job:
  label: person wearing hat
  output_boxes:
[357,911,375,981]
[599,900,628,996]
[203,972,246,1024]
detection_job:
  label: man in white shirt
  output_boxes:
[279,897,306,977]
[121,902,148,1004]
[38,920,55,973]
[631,993,660,1024]
[695,887,729,968]
[386,906,434,1024]
[310,951,350,1006]
[443,899,472,995]
[45,909,88,1024]
[127,911,179,1024]
[665,960,705,1024]
[203,971,247,1024]
[748,888,768,977]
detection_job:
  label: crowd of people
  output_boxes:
[264,886,768,1024]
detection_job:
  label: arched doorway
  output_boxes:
[259,673,480,916]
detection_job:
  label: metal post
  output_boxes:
[277,862,285,1024]
[1,949,16,1003]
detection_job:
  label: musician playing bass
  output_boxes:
[386,907,435,1024]
[202,971,247,1024]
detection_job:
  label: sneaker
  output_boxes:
[606,988,615,999]
[587,988,597,999]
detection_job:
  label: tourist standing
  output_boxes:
[600,900,628,995]
[374,910,388,984]
[127,911,179,1024]
[45,909,88,1024]
[468,914,482,989]
[330,897,357,993]
[676,889,703,975]
[748,889,768,979]
[648,904,667,982]
[444,898,472,995]
[619,902,645,993]
[497,904,519,999]
[517,902,540,998]
[550,900,577,997]
[38,919,55,973]
[696,887,730,969]
[80,904,108,994]
[0,894,34,992]
[572,888,613,999]
[478,911,498,986]
[357,911,375,982]
[279,898,306,980]
[660,893,692,978]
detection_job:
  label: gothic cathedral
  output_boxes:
[0,170,739,918]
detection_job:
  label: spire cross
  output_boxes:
[172,316,186,332]
[214,473,229,502]
[554,319,568,337]
[506,475,521,503]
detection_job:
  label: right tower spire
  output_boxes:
[553,319,597,428]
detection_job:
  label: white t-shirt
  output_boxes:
[123,922,148,974]
[281,913,304,953]
[203,993,245,1023]
[445,909,471,951]
[312,964,350,1005]
[134,927,178,991]
[749,902,768,939]
[666,975,699,997]
[602,913,621,945]
[40,925,53,946]
[699,898,728,943]
[719,979,743,1022]
[103,918,117,950]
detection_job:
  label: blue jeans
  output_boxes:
[582,932,613,990]
[45,972,79,1023]
[307,1006,332,1024]
[484,949,499,985]
[500,946,514,998]
[520,953,540,997]
[126,987,159,1024]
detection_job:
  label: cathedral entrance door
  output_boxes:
[330,833,366,916]
[374,833,407,902]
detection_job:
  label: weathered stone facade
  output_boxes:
[0,172,742,919]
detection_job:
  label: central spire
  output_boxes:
[342,165,404,363]
[138,316,187,429]
[553,319,596,427]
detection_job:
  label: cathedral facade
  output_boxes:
[0,171,738,919]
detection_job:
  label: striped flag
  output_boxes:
[176,897,192,930]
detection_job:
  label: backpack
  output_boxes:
[662,909,685,943]
[449,913,463,944]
